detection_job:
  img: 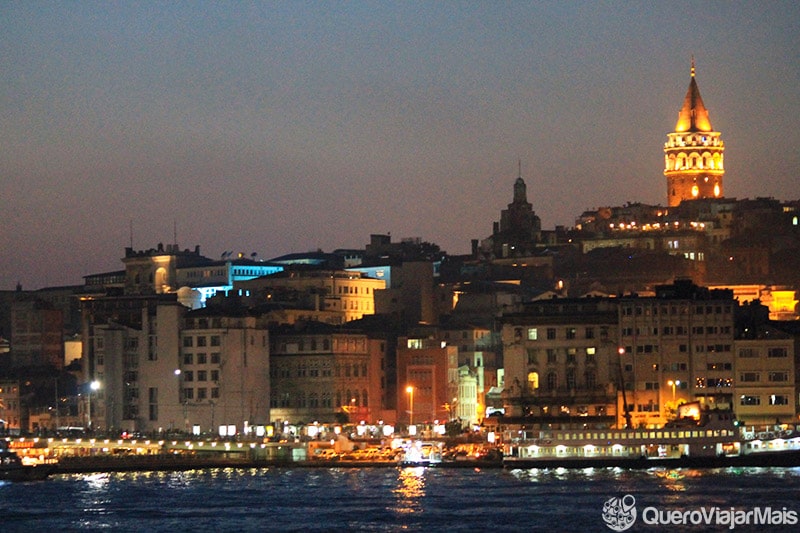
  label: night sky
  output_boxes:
[3,2,799,290]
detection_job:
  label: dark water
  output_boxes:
[2,466,800,532]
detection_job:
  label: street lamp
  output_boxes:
[667,379,681,402]
[406,386,414,427]
[175,369,187,433]
[87,380,100,431]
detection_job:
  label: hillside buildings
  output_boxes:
[237,268,385,324]
[1,60,798,437]
[500,280,796,429]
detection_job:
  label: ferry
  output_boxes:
[398,440,444,466]
[502,402,800,469]
[0,440,57,481]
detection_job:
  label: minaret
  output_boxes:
[663,59,725,206]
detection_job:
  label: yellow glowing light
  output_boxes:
[691,185,699,197]
[714,184,720,196]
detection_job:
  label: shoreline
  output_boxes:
[50,449,800,475]
[52,455,504,474]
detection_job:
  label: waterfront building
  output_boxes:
[500,297,620,428]
[0,380,21,434]
[81,290,272,435]
[617,280,736,428]
[439,324,497,425]
[269,322,384,425]
[733,331,796,426]
[179,306,270,435]
[499,280,742,430]
[664,60,725,206]
[82,295,184,433]
[396,334,459,426]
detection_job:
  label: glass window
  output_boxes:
[768,347,788,358]
[546,372,558,391]
[740,395,760,406]
[769,395,789,405]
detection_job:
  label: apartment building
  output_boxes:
[396,335,459,427]
[269,322,384,424]
[734,331,796,425]
[617,280,736,428]
[238,269,385,323]
[501,298,619,428]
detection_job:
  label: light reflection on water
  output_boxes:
[393,467,426,515]
[2,466,800,531]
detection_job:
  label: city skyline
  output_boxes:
[3,2,799,290]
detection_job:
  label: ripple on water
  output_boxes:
[1,467,799,531]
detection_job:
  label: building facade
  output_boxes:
[617,281,736,428]
[501,298,620,428]
[179,309,270,434]
[733,333,796,426]
[238,269,386,324]
[396,336,459,426]
[269,323,383,424]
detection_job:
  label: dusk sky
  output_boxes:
[3,2,799,290]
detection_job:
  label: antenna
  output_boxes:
[129,220,133,248]
[173,219,177,245]
[518,159,522,178]
[691,54,695,78]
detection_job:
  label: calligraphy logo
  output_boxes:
[602,494,637,531]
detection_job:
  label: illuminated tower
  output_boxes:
[663,60,724,206]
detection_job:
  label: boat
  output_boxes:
[0,440,57,481]
[502,402,800,469]
[398,440,504,468]
[398,440,444,466]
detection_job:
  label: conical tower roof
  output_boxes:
[674,60,712,132]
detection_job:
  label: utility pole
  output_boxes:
[54,377,60,431]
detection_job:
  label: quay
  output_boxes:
[6,435,503,474]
